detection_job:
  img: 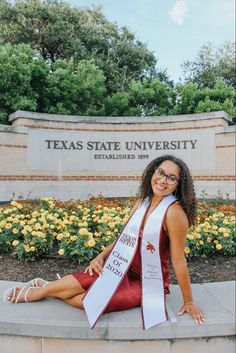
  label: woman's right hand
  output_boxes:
[84,254,105,277]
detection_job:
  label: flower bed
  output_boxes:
[0,197,235,261]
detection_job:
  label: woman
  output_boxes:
[4,155,205,328]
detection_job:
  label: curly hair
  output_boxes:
[138,155,197,226]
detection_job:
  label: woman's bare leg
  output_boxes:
[7,275,86,303]
[63,293,85,309]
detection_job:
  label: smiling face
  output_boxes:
[151,160,180,200]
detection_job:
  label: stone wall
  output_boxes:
[0,110,235,201]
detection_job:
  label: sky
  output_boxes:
[67,0,235,82]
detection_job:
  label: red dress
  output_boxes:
[72,226,171,313]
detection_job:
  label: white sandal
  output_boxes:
[29,278,49,287]
[3,285,37,303]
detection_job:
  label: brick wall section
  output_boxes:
[0,175,235,181]
[0,111,235,199]
[1,129,235,176]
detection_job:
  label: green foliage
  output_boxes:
[0,2,235,122]
[186,200,236,258]
[174,80,236,122]
[104,78,175,116]
[0,43,49,124]
[182,41,236,89]
[0,197,235,262]
[43,59,106,115]
[0,0,157,95]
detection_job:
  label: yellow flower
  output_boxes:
[216,243,223,250]
[30,246,36,252]
[32,211,39,217]
[187,234,194,240]
[5,223,12,229]
[10,201,22,209]
[219,227,227,233]
[24,244,31,252]
[108,222,115,229]
[3,208,12,215]
[34,223,42,230]
[184,247,190,254]
[199,240,204,245]
[57,233,64,241]
[12,228,19,235]
[87,238,96,247]
[58,249,65,256]
[70,235,77,241]
[12,240,20,247]
[79,228,89,236]
[37,232,45,238]
[223,232,230,238]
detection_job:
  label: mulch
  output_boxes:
[0,252,235,284]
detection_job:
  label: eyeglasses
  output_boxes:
[153,168,179,185]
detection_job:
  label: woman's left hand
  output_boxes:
[178,301,205,324]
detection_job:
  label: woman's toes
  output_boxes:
[8,287,18,302]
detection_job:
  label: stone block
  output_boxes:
[0,334,41,353]
[42,338,170,353]
[171,337,235,353]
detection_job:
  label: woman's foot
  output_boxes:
[4,285,39,303]
[29,278,49,288]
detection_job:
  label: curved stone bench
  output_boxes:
[0,280,235,353]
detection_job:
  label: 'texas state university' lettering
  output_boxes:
[45,140,197,151]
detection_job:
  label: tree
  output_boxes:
[104,78,175,116]
[173,81,235,122]
[0,0,157,94]
[0,43,48,124]
[182,41,236,89]
[42,59,106,115]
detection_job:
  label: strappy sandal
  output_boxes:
[3,285,37,303]
[29,278,49,287]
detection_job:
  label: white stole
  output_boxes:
[83,194,176,329]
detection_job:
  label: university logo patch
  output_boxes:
[146,241,156,253]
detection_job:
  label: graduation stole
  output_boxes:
[83,194,176,330]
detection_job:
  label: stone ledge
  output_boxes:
[9,110,231,124]
[0,281,235,341]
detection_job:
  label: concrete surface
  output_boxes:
[0,280,235,353]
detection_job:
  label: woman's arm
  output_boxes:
[166,204,205,324]
[84,199,141,277]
